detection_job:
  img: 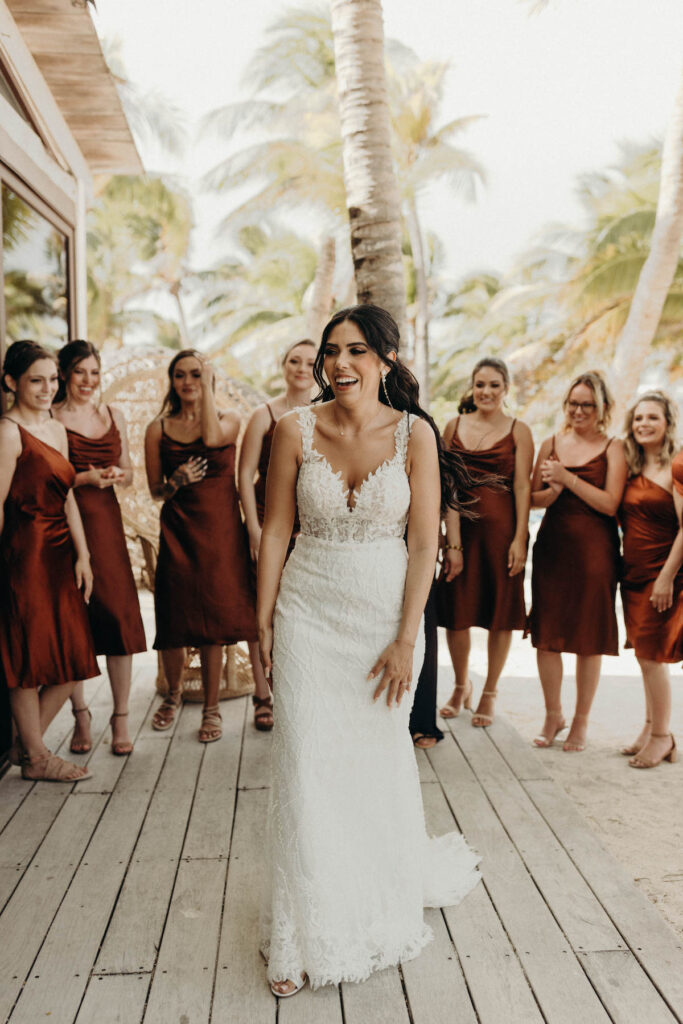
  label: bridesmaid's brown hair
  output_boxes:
[159,348,212,418]
[458,358,510,415]
[623,390,679,476]
[561,371,613,433]
[2,340,55,393]
[55,340,101,404]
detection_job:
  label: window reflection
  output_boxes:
[2,185,69,346]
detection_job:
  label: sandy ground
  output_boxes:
[439,624,683,941]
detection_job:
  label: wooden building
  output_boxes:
[0,0,141,754]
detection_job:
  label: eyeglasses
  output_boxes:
[567,401,596,412]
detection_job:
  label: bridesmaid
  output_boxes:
[145,349,269,742]
[529,371,627,752]
[618,391,682,768]
[436,358,533,728]
[54,340,146,756]
[0,341,98,781]
[238,338,316,562]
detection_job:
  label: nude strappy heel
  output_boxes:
[532,710,566,748]
[472,690,497,728]
[440,679,473,719]
[629,733,677,769]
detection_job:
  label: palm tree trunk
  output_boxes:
[330,0,407,342]
[170,280,191,346]
[306,235,336,343]
[611,62,683,413]
[406,196,430,405]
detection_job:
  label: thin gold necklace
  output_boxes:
[333,405,382,438]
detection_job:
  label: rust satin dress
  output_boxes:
[673,451,683,497]
[253,403,301,543]
[619,475,683,662]
[154,426,258,649]
[67,413,146,656]
[528,439,620,656]
[436,419,526,631]
[0,423,99,688]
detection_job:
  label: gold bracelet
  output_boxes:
[445,543,463,552]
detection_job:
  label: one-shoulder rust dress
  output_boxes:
[619,475,683,663]
[67,413,146,656]
[528,439,620,656]
[436,419,526,632]
[673,451,683,497]
[154,427,258,649]
[0,424,99,688]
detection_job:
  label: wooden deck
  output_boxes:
[1,657,682,1024]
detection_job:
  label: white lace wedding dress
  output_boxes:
[260,406,481,989]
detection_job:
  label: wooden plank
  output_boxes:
[579,950,678,1024]
[8,739,167,1024]
[485,711,554,781]
[239,709,272,790]
[454,720,624,953]
[0,793,106,1023]
[0,772,33,833]
[95,716,202,974]
[182,696,245,861]
[524,777,683,1016]
[74,974,150,1024]
[0,785,69,909]
[74,682,156,794]
[415,747,438,783]
[143,858,227,1024]
[341,967,409,1024]
[278,984,343,1024]
[212,789,276,1024]
[429,732,611,1023]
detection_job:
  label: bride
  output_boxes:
[257,304,481,996]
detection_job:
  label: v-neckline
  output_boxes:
[309,410,406,512]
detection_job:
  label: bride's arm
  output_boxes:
[256,414,300,681]
[370,419,440,707]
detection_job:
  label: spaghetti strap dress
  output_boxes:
[67,411,146,656]
[619,475,683,663]
[0,423,99,688]
[253,402,301,545]
[528,438,620,656]
[153,424,258,649]
[436,418,526,631]
[673,451,683,496]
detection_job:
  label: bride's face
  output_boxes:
[323,321,383,403]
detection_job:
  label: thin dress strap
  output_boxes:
[297,406,316,461]
[266,402,276,426]
[394,410,411,463]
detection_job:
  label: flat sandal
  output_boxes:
[152,691,182,731]
[22,751,92,783]
[199,704,222,743]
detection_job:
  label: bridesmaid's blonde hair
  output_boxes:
[562,371,613,433]
[623,390,679,476]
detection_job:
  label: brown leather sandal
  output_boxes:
[152,691,182,731]
[253,695,274,731]
[70,705,92,754]
[199,704,222,743]
[22,751,92,783]
[110,712,134,756]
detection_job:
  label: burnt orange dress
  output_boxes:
[528,438,620,656]
[67,412,146,657]
[436,419,526,631]
[673,451,683,497]
[0,423,99,688]
[154,425,258,649]
[619,475,683,663]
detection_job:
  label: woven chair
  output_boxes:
[138,534,255,703]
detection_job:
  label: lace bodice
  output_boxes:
[296,406,412,543]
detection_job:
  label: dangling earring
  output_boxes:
[381,370,393,408]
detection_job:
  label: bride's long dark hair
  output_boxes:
[313,304,480,517]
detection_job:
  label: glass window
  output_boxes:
[2,184,69,347]
[0,64,29,123]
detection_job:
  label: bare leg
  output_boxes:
[564,654,601,751]
[472,630,512,726]
[107,654,133,748]
[630,660,674,765]
[69,680,92,752]
[198,645,223,742]
[440,629,472,716]
[533,649,566,746]
[249,641,273,729]
[152,648,185,730]
[10,684,88,780]
[622,662,653,754]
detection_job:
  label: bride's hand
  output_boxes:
[259,625,274,689]
[369,640,414,708]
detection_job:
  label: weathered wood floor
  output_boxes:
[1,659,682,1024]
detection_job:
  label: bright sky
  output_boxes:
[92,0,683,285]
